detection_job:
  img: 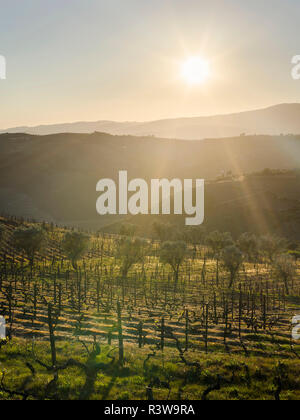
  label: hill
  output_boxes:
[105,172,300,241]
[2,104,300,140]
[0,132,300,238]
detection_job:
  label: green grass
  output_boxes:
[0,338,300,400]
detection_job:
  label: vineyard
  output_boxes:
[0,215,300,400]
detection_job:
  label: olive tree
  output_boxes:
[182,226,206,257]
[117,237,148,279]
[237,232,259,262]
[159,241,187,286]
[221,245,243,288]
[62,231,90,270]
[206,231,233,259]
[152,222,179,242]
[119,224,137,238]
[206,231,233,283]
[274,254,296,295]
[13,226,46,267]
[259,235,287,264]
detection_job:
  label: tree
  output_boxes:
[159,241,187,286]
[287,242,300,262]
[62,232,90,270]
[152,222,179,242]
[221,245,243,288]
[117,237,148,279]
[182,226,206,257]
[288,249,300,262]
[274,254,296,295]
[119,224,137,238]
[259,235,287,264]
[13,226,46,267]
[206,231,233,283]
[237,232,259,262]
[206,231,233,259]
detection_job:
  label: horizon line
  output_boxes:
[1,102,300,133]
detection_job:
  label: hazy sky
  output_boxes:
[0,0,300,128]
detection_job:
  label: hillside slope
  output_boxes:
[105,173,300,240]
[0,132,300,238]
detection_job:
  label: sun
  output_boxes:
[181,56,210,85]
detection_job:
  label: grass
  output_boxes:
[1,339,300,400]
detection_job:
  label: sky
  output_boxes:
[0,0,300,128]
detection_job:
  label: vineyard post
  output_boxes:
[138,321,143,349]
[205,304,209,353]
[185,310,189,352]
[161,317,165,352]
[47,303,57,369]
[117,301,124,366]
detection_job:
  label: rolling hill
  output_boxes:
[1,131,300,239]
[2,103,300,140]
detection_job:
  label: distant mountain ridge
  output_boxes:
[2,103,300,140]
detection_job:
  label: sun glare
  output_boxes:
[181,56,210,85]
